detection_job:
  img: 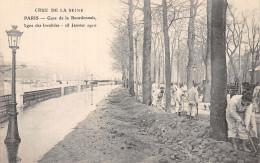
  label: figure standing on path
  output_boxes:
[173,84,184,116]
[187,82,199,119]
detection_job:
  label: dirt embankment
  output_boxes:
[39,87,259,163]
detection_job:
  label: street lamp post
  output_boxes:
[5,25,23,144]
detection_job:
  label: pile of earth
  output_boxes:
[39,87,259,163]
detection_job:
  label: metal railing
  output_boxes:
[23,88,61,107]
[80,84,89,91]
[0,84,94,123]
[0,94,11,123]
[64,86,78,95]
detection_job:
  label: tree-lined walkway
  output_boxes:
[39,87,259,163]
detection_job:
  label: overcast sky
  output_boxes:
[0,0,259,79]
[0,0,123,79]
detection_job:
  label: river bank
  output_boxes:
[39,87,259,163]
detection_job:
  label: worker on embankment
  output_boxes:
[187,82,199,119]
[226,91,254,152]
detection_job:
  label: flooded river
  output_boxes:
[0,85,118,163]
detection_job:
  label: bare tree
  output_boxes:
[169,18,186,84]
[241,48,251,82]
[167,0,189,83]
[245,12,260,84]
[151,30,161,83]
[162,0,171,111]
[210,0,228,141]
[142,0,152,105]
[204,0,211,103]
[187,0,199,89]
[155,36,161,88]
[110,24,129,87]
[193,26,205,85]
[135,37,139,95]
[150,7,162,86]
[128,0,135,95]
[226,5,245,91]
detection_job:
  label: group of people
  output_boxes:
[151,82,200,119]
[151,81,260,152]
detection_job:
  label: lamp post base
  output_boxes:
[5,104,21,144]
[4,137,21,144]
[5,142,20,163]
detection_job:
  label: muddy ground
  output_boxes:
[39,87,259,163]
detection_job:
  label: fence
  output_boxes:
[0,95,11,123]
[81,84,89,91]
[0,84,89,123]
[64,86,78,95]
[98,81,114,86]
[23,88,62,107]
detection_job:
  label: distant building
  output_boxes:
[249,66,260,83]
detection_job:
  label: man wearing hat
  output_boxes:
[226,91,253,152]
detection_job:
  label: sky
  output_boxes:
[0,0,259,80]
[0,0,123,80]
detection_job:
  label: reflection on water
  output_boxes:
[5,142,21,163]
[91,91,93,105]
[0,85,118,163]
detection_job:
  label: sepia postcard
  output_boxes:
[0,0,259,162]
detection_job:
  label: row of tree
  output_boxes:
[110,0,259,141]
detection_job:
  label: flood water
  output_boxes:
[0,85,118,163]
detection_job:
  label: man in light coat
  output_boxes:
[226,91,253,152]
[187,82,199,119]
[173,85,184,116]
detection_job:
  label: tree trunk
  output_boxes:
[210,0,228,141]
[153,60,156,82]
[161,38,165,84]
[170,40,175,83]
[153,37,157,83]
[238,38,242,94]
[142,0,152,105]
[177,39,180,86]
[122,66,126,87]
[135,38,139,96]
[157,37,161,88]
[126,68,129,88]
[228,57,239,82]
[158,50,161,88]
[242,51,250,82]
[162,0,171,110]
[204,0,212,103]
[128,0,135,96]
[187,0,197,89]
[251,51,255,83]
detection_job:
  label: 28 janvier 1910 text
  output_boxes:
[24,23,97,28]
